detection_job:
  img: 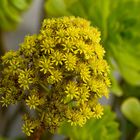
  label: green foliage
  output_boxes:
[45,0,140,93]
[122,82,140,98]
[134,132,140,140]
[121,98,140,127]
[0,17,110,136]
[0,0,32,30]
[58,106,120,140]
[0,137,6,140]
[110,71,123,97]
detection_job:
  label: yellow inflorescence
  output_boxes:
[0,16,110,136]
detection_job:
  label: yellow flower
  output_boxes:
[39,56,53,74]
[67,110,86,127]
[22,121,35,136]
[76,40,86,54]
[26,95,40,109]
[93,104,104,119]
[20,35,37,56]
[64,53,77,71]
[2,50,18,64]
[80,104,93,119]
[47,69,62,84]
[50,50,64,65]
[63,40,76,53]
[18,69,33,90]
[40,37,55,54]
[91,27,101,43]
[77,85,90,105]
[76,63,90,82]
[0,17,110,135]
[64,81,79,101]
[55,29,66,43]
[0,96,12,107]
[66,27,79,41]
[94,44,105,59]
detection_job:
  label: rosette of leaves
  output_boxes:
[0,17,110,136]
[58,106,120,140]
[45,0,140,96]
[0,0,32,30]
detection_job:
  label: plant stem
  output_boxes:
[40,83,51,94]
[29,123,45,140]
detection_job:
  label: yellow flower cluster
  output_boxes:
[0,16,110,136]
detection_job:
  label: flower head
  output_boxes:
[0,16,110,135]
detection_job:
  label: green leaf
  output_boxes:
[122,82,140,98]
[110,42,140,86]
[0,0,32,30]
[0,137,6,140]
[45,0,70,16]
[9,0,32,11]
[134,132,140,140]
[121,98,140,127]
[110,69,123,96]
[58,106,120,140]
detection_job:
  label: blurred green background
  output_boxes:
[0,0,140,140]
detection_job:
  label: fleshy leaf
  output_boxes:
[0,0,32,30]
[121,98,140,127]
[134,132,140,140]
